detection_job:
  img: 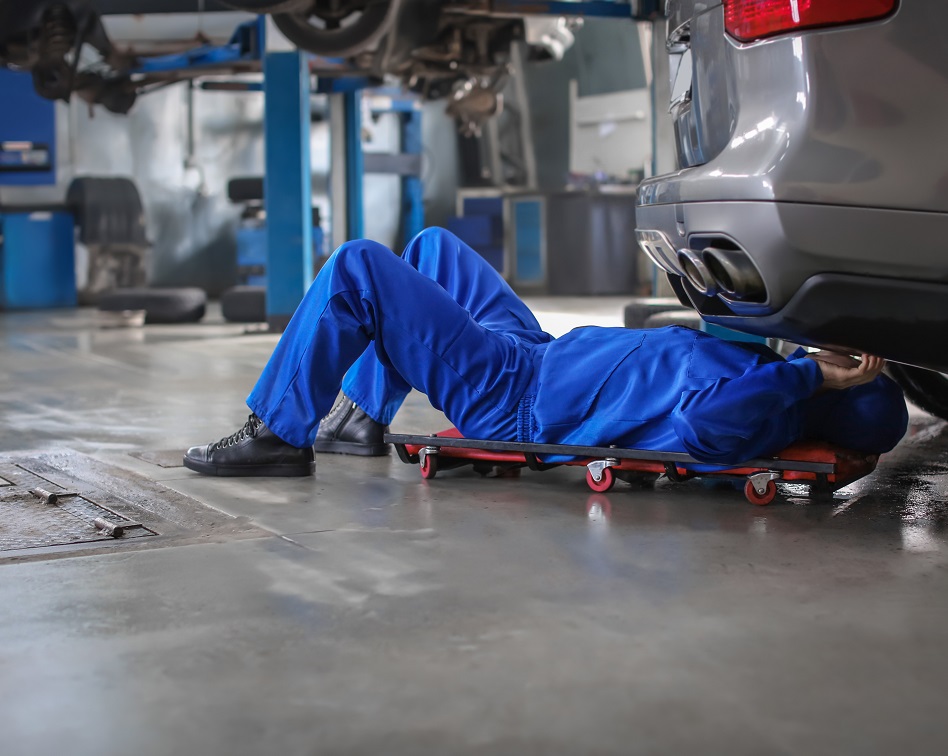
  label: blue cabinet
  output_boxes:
[0,210,76,309]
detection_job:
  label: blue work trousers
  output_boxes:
[247,228,552,448]
[340,228,552,425]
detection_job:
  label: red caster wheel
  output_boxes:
[744,479,777,505]
[420,453,439,480]
[586,466,615,493]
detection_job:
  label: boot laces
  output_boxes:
[212,414,263,451]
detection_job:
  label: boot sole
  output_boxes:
[183,456,315,477]
[312,440,390,457]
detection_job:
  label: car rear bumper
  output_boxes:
[634,198,948,368]
[701,272,948,372]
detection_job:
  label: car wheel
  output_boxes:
[221,286,266,324]
[98,288,207,324]
[643,309,704,330]
[623,297,694,330]
[272,0,397,58]
[888,364,948,422]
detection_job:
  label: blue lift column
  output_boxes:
[263,49,313,332]
[343,91,365,240]
[399,105,424,247]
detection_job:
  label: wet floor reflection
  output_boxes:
[353,413,948,581]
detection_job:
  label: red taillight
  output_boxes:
[723,0,896,42]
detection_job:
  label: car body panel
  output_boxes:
[637,0,948,369]
[645,1,948,211]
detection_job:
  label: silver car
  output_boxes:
[635,0,948,414]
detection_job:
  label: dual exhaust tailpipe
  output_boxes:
[677,246,766,302]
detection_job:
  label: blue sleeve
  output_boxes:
[671,357,824,464]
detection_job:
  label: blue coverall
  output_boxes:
[247,228,908,465]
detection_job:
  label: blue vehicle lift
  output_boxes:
[262,48,314,332]
[125,2,659,329]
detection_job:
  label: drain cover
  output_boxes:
[0,451,266,561]
[0,488,153,551]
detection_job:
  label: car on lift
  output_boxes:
[634,0,948,418]
[0,0,583,135]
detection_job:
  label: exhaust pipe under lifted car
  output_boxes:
[677,249,719,296]
[702,246,767,302]
[675,244,768,302]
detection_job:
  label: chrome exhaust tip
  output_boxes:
[677,249,717,296]
[635,229,679,273]
[702,247,766,301]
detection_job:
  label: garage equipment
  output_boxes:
[227,176,326,289]
[67,176,150,302]
[0,68,56,187]
[386,428,878,506]
[0,205,76,310]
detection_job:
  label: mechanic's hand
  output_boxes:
[805,351,886,391]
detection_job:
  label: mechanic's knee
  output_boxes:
[414,226,452,244]
[402,226,455,264]
[842,378,909,453]
[331,239,394,271]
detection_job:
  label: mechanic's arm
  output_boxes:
[670,354,884,464]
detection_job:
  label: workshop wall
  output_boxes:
[0,85,257,296]
[65,82,327,297]
[524,19,648,189]
[0,80,446,297]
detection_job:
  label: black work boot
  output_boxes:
[313,394,390,456]
[183,413,315,477]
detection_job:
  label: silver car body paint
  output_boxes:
[636,0,948,369]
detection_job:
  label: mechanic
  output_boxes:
[183,227,909,477]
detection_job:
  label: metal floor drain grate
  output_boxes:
[0,488,154,551]
[0,451,266,561]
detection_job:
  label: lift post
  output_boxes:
[263,49,313,332]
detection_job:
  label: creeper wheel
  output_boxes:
[744,479,777,506]
[586,466,616,493]
[420,453,439,480]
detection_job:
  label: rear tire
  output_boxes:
[888,364,948,422]
[98,287,206,324]
[643,309,704,330]
[273,1,396,58]
[221,286,266,323]
[623,297,694,330]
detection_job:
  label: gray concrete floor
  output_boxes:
[2,302,948,756]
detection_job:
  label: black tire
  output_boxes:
[643,309,704,330]
[221,286,266,323]
[273,1,396,58]
[624,297,694,330]
[227,177,265,203]
[98,288,207,324]
[888,364,948,421]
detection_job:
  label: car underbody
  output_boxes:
[0,0,579,134]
